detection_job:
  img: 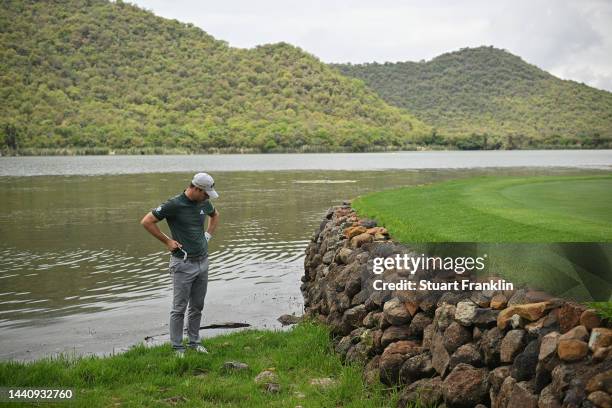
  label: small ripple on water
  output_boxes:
[0,236,307,327]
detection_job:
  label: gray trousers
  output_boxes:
[169,255,209,351]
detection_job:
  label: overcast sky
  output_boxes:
[130,0,612,92]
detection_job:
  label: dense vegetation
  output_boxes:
[334,47,612,149]
[0,0,430,154]
[3,2,610,154]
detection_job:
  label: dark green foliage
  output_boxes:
[0,0,430,153]
[333,46,612,149]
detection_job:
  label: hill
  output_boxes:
[0,0,430,154]
[333,47,612,149]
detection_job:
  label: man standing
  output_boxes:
[140,173,220,357]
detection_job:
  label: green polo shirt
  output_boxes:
[152,191,216,258]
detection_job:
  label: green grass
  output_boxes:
[353,175,612,301]
[0,321,399,407]
[353,175,612,243]
[588,302,612,320]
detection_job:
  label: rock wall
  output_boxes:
[301,204,612,408]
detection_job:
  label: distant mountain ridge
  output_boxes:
[2,1,610,153]
[0,0,429,153]
[333,46,612,149]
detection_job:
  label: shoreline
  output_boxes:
[2,145,608,157]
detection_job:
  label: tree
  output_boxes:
[2,123,20,150]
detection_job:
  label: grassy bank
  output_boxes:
[0,321,399,407]
[352,175,612,301]
[353,175,612,242]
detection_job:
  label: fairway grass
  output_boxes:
[352,175,612,243]
[0,321,399,407]
[353,175,612,301]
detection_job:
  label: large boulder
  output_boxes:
[442,363,489,408]
[422,323,435,349]
[589,327,612,353]
[480,327,503,367]
[587,390,612,408]
[538,384,562,408]
[558,325,588,341]
[472,308,500,327]
[538,331,560,362]
[345,341,371,365]
[379,340,422,385]
[443,321,473,353]
[556,302,586,333]
[498,380,538,408]
[381,325,412,348]
[525,312,559,337]
[363,355,380,386]
[431,332,451,377]
[407,312,432,339]
[511,339,540,381]
[490,293,508,310]
[500,329,527,363]
[383,297,412,326]
[557,339,588,362]
[399,352,435,384]
[580,308,602,330]
[433,303,456,331]
[335,247,353,265]
[455,300,478,326]
[488,365,511,395]
[449,343,482,370]
[562,378,587,407]
[350,232,373,248]
[341,304,368,330]
[550,364,574,400]
[344,225,367,239]
[497,302,551,330]
[397,377,443,408]
[365,290,392,312]
[587,371,612,394]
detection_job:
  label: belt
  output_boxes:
[172,252,208,262]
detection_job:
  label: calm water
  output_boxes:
[1,151,611,360]
[2,150,611,176]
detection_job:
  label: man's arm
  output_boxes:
[206,209,220,236]
[140,212,182,251]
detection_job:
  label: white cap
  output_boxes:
[192,172,218,199]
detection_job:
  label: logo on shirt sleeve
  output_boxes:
[200,209,205,215]
[156,206,163,212]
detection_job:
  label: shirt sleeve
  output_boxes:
[151,198,178,220]
[203,200,216,216]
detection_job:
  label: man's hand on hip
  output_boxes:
[166,240,182,252]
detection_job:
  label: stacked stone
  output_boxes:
[301,204,612,408]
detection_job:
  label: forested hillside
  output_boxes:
[0,0,430,154]
[3,2,610,154]
[334,47,612,149]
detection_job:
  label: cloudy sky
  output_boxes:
[131,0,612,92]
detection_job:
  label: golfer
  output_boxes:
[140,172,220,357]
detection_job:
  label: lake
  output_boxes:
[0,150,611,360]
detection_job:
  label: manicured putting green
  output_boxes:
[353,175,612,242]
